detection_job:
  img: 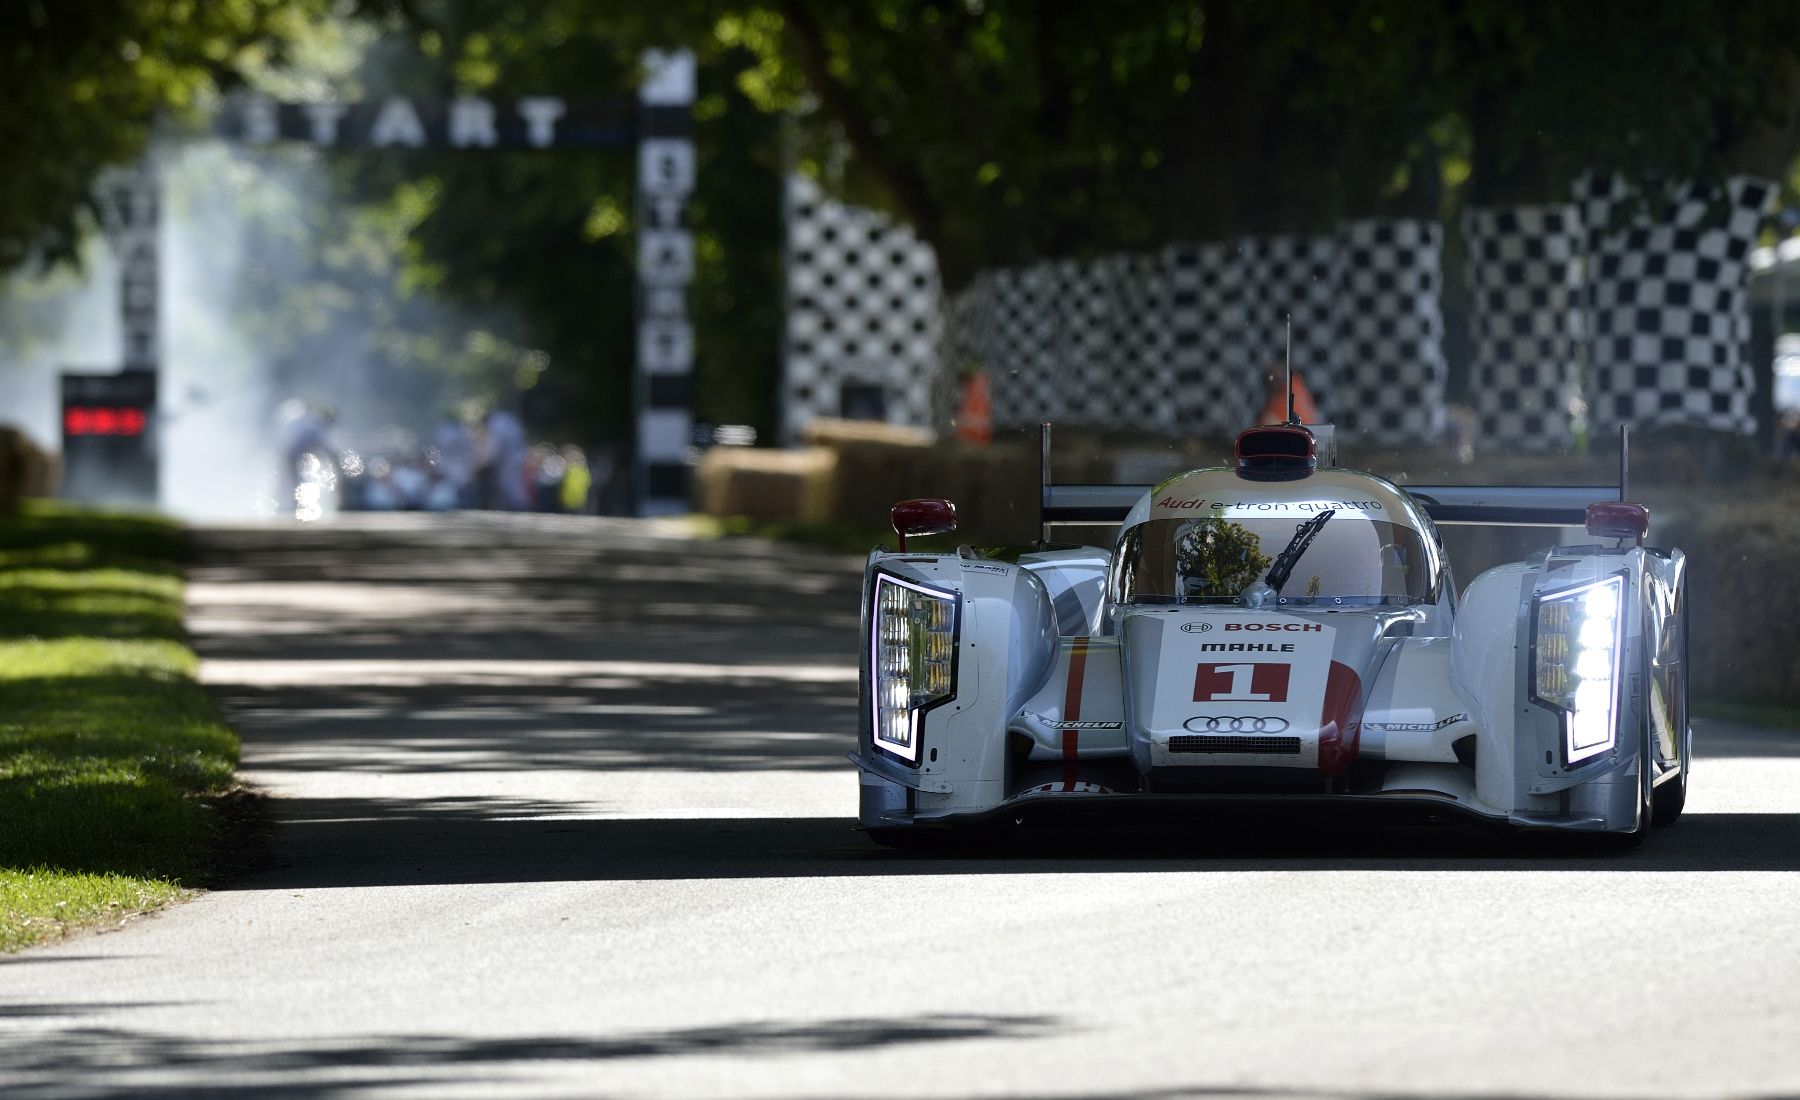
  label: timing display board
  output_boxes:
[61,370,158,505]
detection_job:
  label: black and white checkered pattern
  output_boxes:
[1049,258,1115,423]
[1236,234,1341,420]
[783,175,942,440]
[1579,174,1775,435]
[978,263,1061,425]
[1462,205,1584,450]
[1333,220,1446,445]
[967,228,1450,442]
[1165,242,1254,436]
[1083,252,1177,431]
[971,256,1176,431]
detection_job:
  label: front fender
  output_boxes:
[1457,545,1655,831]
[857,553,1057,822]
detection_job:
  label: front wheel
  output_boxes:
[1651,724,1691,826]
[1596,713,1655,850]
[864,822,1014,852]
[864,826,950,851]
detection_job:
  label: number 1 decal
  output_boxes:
[1194,662,1291,703]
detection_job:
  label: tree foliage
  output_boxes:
[1175,517,1270,599]
[6,1,1799,447]
[732,1,1800,284]
[268,0,1800,440]
[0,0,338,272]
[314,5,787,439]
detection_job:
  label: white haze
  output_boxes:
[0,139,492,520]
[162,142,289,519]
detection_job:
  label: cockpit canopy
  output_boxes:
[1108,471,1443,608]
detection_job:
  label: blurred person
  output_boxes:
[587,437,626,514]
[531,444,568,512]
[1778,411,1800,460]
[275,399,336,515]
[559,446,592,514]
[1443,404,1477,464]
[475,406,529,510]
[360,457,401,511]
[390,454,430,509]
[432,415,477,507]
[423,471,461,511]
[522,443,544,509]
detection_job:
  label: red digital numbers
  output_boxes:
[1194,662,1291,703]
[64,407,148,437]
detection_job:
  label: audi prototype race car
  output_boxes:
[852,420,1689,847]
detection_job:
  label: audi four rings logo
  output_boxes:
[1184,715,1290,733]
[1180,622,1213,633]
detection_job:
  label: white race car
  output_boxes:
[852,421,1689,847]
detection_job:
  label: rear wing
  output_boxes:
[1037,423,1628,540]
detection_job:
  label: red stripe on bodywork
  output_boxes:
[1317,660,1364,774]
[1062,637,1090,791]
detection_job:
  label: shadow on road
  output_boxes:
[188,518,863,667]
[206,679,860,773]
[0,1015,1060,1099]
[225,802,1800,891]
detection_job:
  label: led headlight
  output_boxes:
[1531,574,1625,766]
[869,573,958,763]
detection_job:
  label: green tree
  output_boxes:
[310,7,787,440]
[344,1,1800,444]
[0,0,344,274]
[1175,517,1270,598]
[1447,1,1800,205]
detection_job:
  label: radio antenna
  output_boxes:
[1284,314,1297,426]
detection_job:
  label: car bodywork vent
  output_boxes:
[1168,735,1302,755]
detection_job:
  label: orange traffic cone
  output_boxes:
[1259,368,1320,425]
[955,371,993,444]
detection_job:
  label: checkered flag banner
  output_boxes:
[976,263,1061,426]
[1462,205,1585,450]
[973,256,1177,432]
[1237,234,1342,421]
[1165,242,1254,437]
[1331,220,1447,444]
[783,175,943,440]
[1578,174,1776,435]
[965,226,1448,443]
[1076,252,1177,432]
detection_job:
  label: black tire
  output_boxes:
[864,826,939,850]
[1597,693,1656,850]
[1650,575,1690,827]
[1652,724,1690,826]
[865,823,1013,852]
[864,826,979,851]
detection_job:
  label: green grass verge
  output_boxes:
[0,870,185,951]
[0,500,237,951]
[1694,698,1800,732]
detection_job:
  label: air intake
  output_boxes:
[1169,735,1302,755]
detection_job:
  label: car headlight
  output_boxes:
[869,573,958,764]
[1531,574,1625,766]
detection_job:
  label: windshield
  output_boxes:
[1110,512,1437,607]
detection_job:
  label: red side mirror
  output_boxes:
[1586,501,1649,545]
[891,498,957,551]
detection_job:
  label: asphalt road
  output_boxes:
[4,512,1800,1099]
